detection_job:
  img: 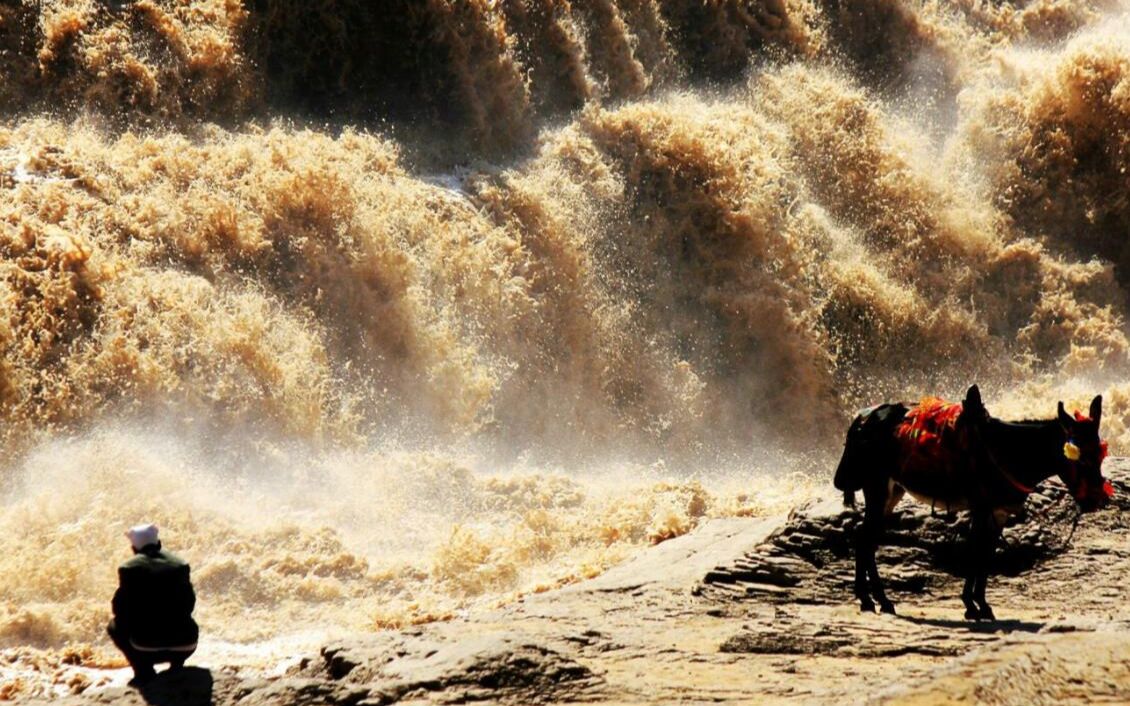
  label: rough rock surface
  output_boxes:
[698,478,1085,607]
[20,461,1130,705]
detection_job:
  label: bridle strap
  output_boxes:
[987,445,1036,494]
[971,419,1036,495]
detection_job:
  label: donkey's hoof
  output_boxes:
[964,607,980,621]
[978,606,996,621]
[879,601,897,615]
[859,600,876,613]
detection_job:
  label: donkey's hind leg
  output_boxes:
[856,482,898,614]
[853,520,875,613]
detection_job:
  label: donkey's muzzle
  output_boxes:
[1077,488,1112,513]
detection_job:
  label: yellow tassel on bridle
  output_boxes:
[1064,441,1081,461]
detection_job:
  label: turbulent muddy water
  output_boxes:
[2,0,1130,694]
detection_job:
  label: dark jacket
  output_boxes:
[111,544,199,648]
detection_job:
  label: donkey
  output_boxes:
[834,385,1113,620]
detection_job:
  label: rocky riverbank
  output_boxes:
[19,461,1130,705]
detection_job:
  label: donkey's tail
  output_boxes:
[833,415,868,493]
[833,404,907,506]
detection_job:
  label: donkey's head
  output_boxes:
[1057,395,1113,512]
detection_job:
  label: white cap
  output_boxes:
[125,523,159,550]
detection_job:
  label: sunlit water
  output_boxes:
[2,0,1130,698]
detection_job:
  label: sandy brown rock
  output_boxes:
[19,461,1130,705]
[875,630,1130,705]
[318,634,602,704]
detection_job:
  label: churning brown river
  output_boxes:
[1,0,1129,697]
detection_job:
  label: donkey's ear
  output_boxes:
[963,385,988,423]
[1058,401,1073,428]
[1090,395,1103,425]
[964,385,983,411]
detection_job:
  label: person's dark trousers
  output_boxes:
[107,620,195,680]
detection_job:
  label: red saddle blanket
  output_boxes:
[895,397,968,469]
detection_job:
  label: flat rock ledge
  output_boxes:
[697,467,1107,607]
[22,462,1130,705]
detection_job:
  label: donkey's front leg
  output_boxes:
[854,524,875,613]
[962,511,1001,620]
[971,515,1003,621]
[960,521,979,619]
[960,577,979,619]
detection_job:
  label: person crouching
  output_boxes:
[107,523,199,686]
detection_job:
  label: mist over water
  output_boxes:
[3,0,1130,676]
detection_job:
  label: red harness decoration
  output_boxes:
[896,396,1036,494]
[1069,411,1114,501]
[895,397,967,470]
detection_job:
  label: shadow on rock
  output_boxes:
[896,614,1044,634]
[137,667,213,706]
